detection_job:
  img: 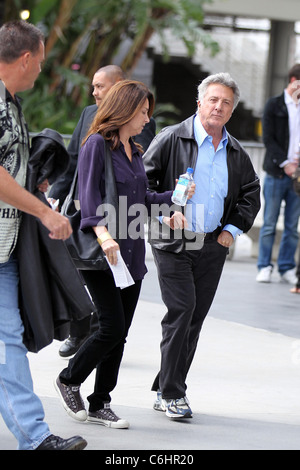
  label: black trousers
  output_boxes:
[69,313,98,337]
[60,269,141,411]
[151,238,228,399]
[69,272,98,337]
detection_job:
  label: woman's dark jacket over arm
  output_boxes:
[143,115,261,252]
[17,129,95,353]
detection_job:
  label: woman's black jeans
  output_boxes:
[59,269,142,412]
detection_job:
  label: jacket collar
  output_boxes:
[174,113,241,155]
[176,115,196,139]
[226,133,239,150]
[179,114,238,149]
[275,92,288,116]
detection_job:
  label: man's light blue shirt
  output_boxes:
[185,115,242,239]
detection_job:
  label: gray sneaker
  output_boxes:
[153,391,192,419]
[164,397,193,419]
[87,403,129,429]
[153,390,164,412]
[54,376,87,421]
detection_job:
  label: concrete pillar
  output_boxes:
[265,20,295,100]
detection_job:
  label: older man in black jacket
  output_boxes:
[143,72,260,420]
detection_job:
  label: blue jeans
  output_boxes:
[0,255,51,450]
[257,174,300,274]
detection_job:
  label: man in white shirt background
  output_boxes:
[256,64,300,284]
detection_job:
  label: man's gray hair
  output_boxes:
[197,73,241,110]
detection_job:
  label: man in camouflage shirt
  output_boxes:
[0,79,29,263]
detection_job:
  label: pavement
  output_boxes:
[1,235,300,452]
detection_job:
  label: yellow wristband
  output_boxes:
[97,232,113,246]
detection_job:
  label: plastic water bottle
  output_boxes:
[171,167,194,206]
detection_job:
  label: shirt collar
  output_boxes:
[119,137,141,158]
[284,88,297,106]
[0,80,22,108]
[193,114,228,147]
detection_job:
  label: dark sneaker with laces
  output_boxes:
[54,376,87,421]
[87,403,129,429]
[36,434,87,450]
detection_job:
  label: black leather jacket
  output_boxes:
[143,115,261,252]
[262,93,289,178]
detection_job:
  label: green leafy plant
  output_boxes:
[3,0,219,133]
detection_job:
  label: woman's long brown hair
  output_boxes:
[82,80,154,151]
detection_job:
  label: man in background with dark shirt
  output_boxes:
[256,64,300,284]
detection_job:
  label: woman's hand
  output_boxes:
[163,211,188,230]
[94,228,120,266]
[101,238,120,266]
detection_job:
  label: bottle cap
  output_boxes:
[187,167,193,173]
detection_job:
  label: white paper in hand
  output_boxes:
[106,251,135,289]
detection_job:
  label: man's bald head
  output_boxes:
[92,65,126,106]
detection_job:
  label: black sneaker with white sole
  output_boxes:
[87,403,129,429]
[36,434,87,450]
[54,376,87,421]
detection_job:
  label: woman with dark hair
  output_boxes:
[55,80,179,429]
